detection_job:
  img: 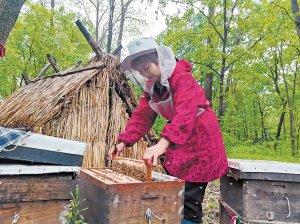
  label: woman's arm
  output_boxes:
[118,92,158,146]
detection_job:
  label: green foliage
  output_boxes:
[64,186,87,224]
[153,116,167,136]
[157,0,300,162]
[0,2,91,98]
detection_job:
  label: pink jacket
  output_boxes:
[118,60,228,182]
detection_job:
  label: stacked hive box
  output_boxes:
[0,165,78,224]
[79,166,185,224]
[220,159,300,224]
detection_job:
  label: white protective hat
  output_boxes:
[121,37,177,88]
[121,37,177,120]
[121,37,159,71]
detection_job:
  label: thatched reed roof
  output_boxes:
[0,55,152,168]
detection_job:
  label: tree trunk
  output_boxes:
[205,73,213,102]
[297,124,300,153]
[117,1,128,58]
[218,66,226,118]
[218,0,228,118]
[205,6,215,103]
[95,1,100,43]
[106,0,115,53]
[291,0,300,37]
[50,0,55,26]
[275,101,287,140]
[0,0,25,45]
[257,100,268,140]
[274,100,287,149]
[51,0,55,9]
[279,45,297,156]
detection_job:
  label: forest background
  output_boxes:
[0,0,299,163]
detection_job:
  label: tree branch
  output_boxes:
[272,2,297,23]
[32,64,106,83]
[225,32,267,71]
[192,60,221,76]
[165,0,225,42]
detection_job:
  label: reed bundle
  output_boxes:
[0,56,151,168]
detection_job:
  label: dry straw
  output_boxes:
[0,55,149,168]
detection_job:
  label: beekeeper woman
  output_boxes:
[109,37,228,224]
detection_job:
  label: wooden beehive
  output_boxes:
[220,159,300,224]
[79,168,185,224]
[0,164,78,224]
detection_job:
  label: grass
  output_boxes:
[226,144,300,163]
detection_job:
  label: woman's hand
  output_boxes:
[109,142,126,160]
[143,138,170,166]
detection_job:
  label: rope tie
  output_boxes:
[219,198,245,224]
[286,196,291,219]
[144,208,166,224]
[0,132,31,153]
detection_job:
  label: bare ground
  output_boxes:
[203,181,220,224]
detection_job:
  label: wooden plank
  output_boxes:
[244,180,300,222]
[228,168,300,183]
[0,174,77,203]
[228,159,300,182]
[79,177,111,224]
[220,202,234,224]
[109,184,184,223]
[11,133,86,155]
[0,146,84,166]
[79,168,184,224]
[0,133,86,166]
[0,164,79,175]
[0,200,68,224]
[75,20,102,59]
[220,176,244,218]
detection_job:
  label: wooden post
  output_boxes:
[21,73,30,85]
[112,44,122,56]
[75,20,102,59]
[46,54,60,73]
[37,63,51,79]
[113,80,155,146]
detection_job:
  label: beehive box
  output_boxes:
[220,159,300,224]
[79,168,185,224]
[0,164,78,224]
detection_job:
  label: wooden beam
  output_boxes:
[36,63,51,79]
[0,175,77,203]
[20,73,30,85]
[0,200,69,224]
[46,54,60,73]
[31,64,106,83]
[113,79,155,146]
[75,19,102,59]
[112,44,122,56]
